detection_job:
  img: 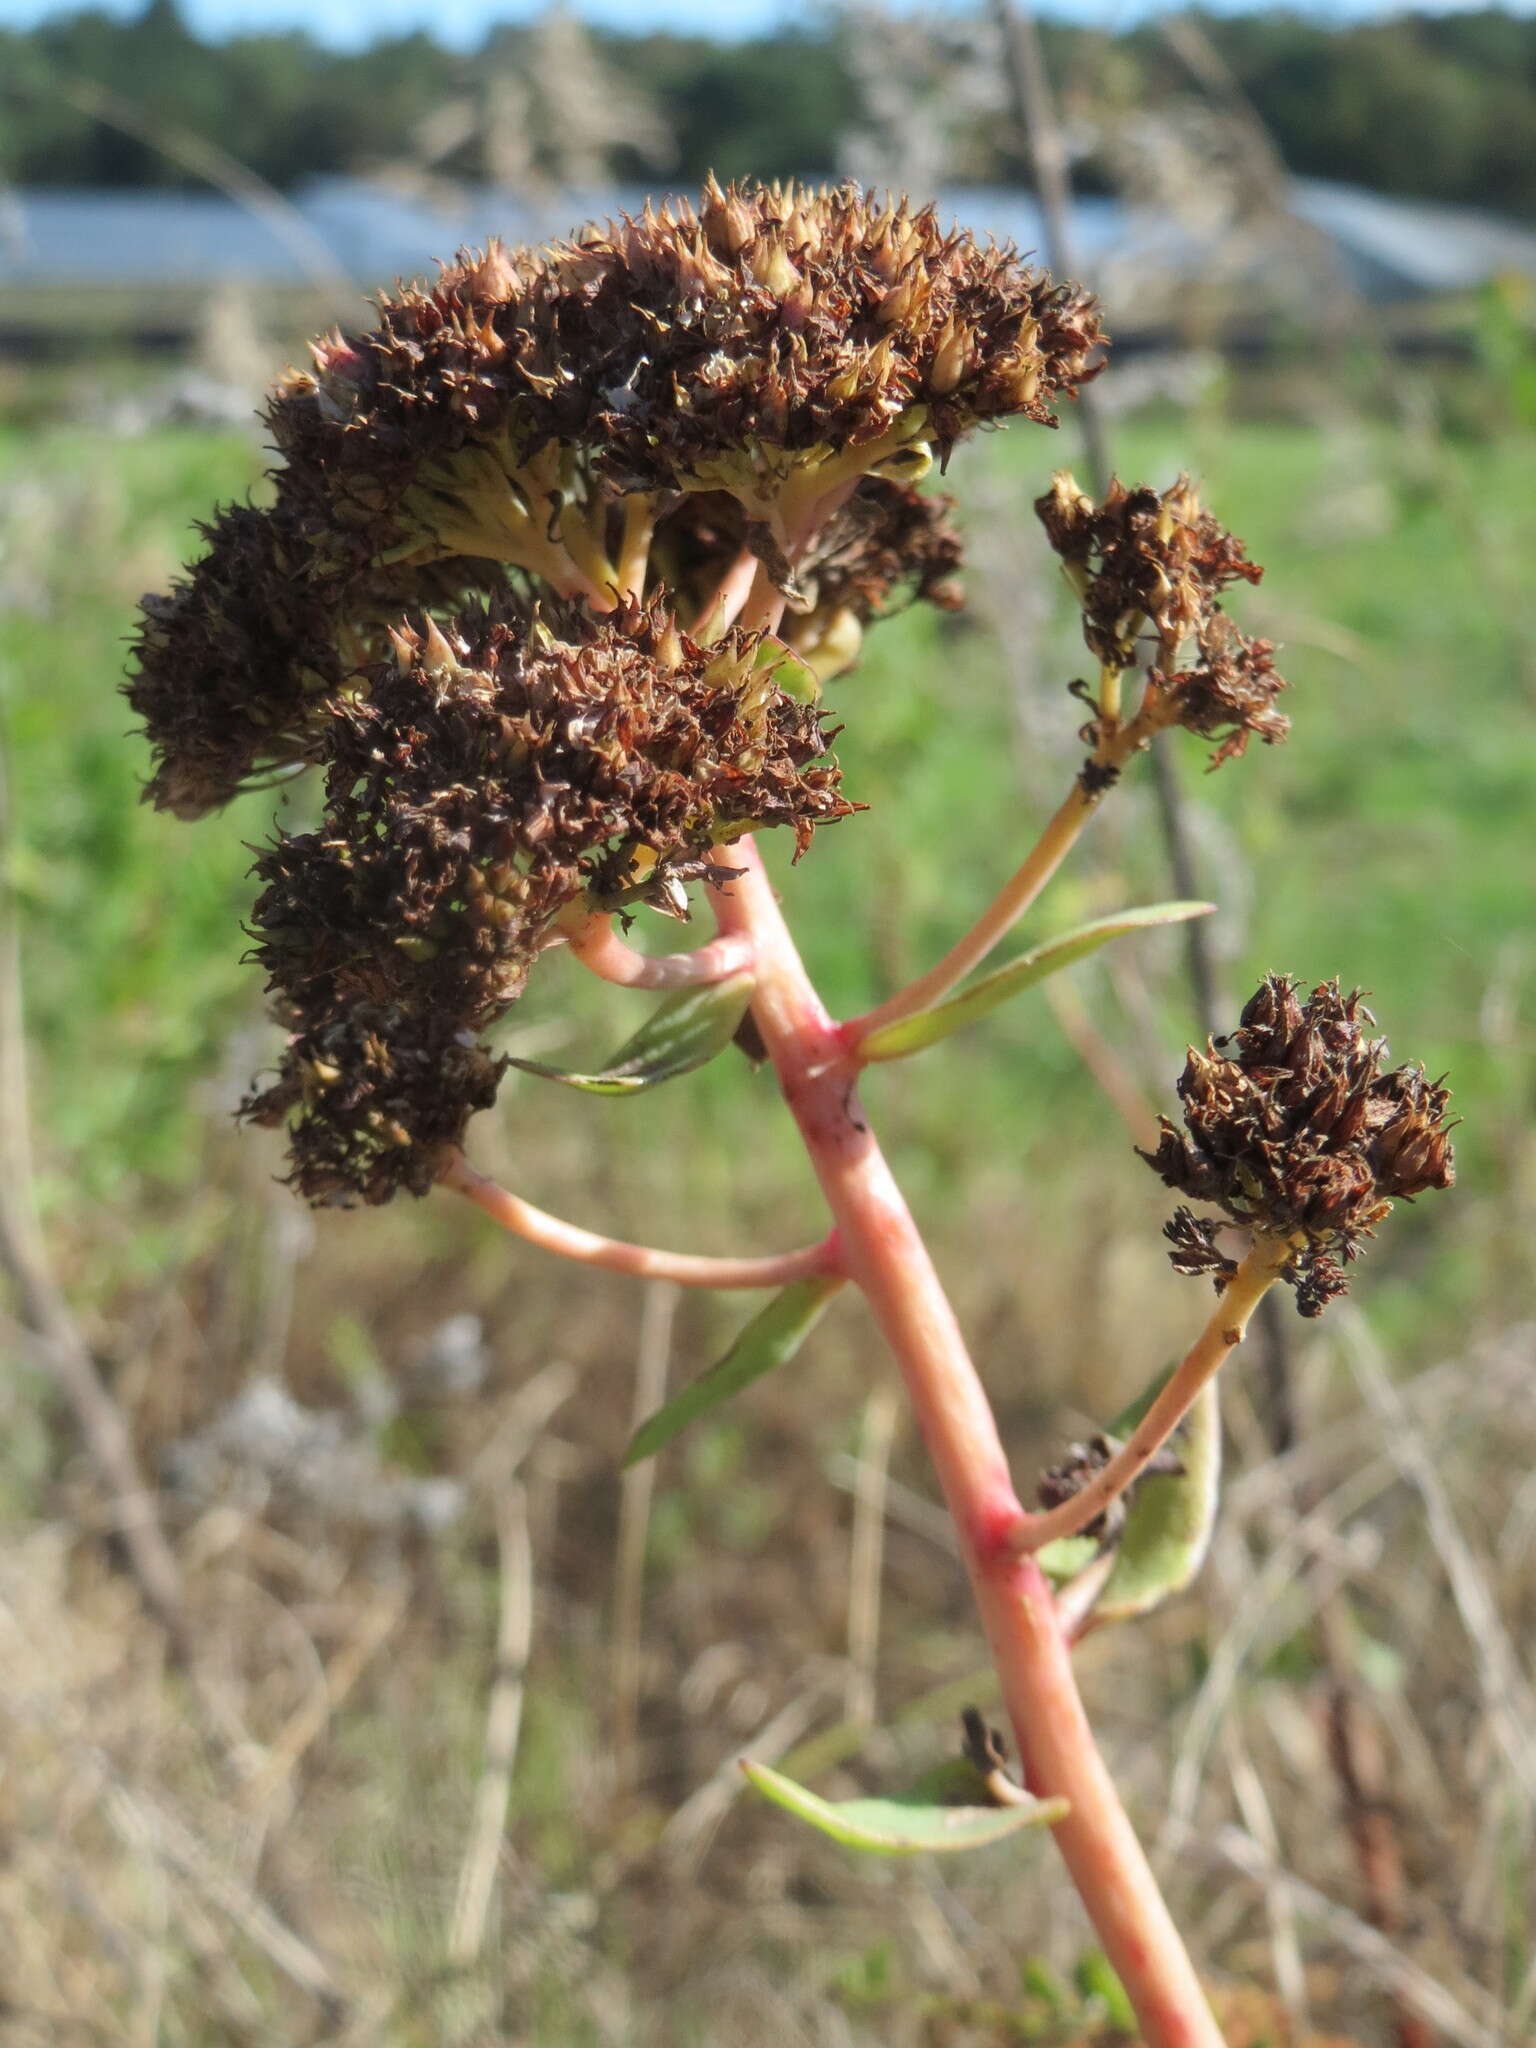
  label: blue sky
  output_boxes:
[4,0,1535,50]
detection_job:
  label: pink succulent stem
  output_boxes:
[709,837,1225,2048]
[442,1150,840,1291]
[566,915,755,992]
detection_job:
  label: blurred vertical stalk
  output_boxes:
[989,11,1431,2039]
[0,731,187,1645]
[990,0,1220,1035]
[612,1280,678,1793]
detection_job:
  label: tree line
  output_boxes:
[4,1,1535,221]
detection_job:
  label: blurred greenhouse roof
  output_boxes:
[4,176,1535,349]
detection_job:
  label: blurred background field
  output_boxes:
[2,6,1536,2046]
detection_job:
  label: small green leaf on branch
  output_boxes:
[1096,1378,1221,1620]
[740,1756,1067,1855]
[623,1274,842,1466]
[858,902,1215,1063]
[1040,1364,1223,1624]
[509,970,756,1095]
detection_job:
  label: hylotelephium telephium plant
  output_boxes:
[128,180,1455,2047]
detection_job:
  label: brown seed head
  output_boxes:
[240,1006,504,1208]
[267,186,1103,552]
[552,179,1105,497]
[126,494,497,817]
[242,594,853,1203]
[1036,470,1285,767]
[1140,976,1456,1315]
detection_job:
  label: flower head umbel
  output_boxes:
[125,180,1115,1206]
[531,178,1105,503]
[1140,977,1456,1316]
[1036,472,1287,769]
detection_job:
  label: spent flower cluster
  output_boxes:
[1036,471,1289,769]
[240,598,850,1201]
[1141,975,1456,1315]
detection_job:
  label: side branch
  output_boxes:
[844,717,1155,1053]
[441,1150,839,1290]
[708,837,1226,2048]
[566,915,754,992]
[1010,1240,1285,1556]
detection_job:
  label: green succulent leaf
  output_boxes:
[509,970,756,1095]
[859,902,1215,1063]
[1040,1363,1223,1623]
[623,1274,842,1466]
[1097,1378,1222,1620]
[741,1755,1067,1855]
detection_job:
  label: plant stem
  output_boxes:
[616,496,657,607]
[844,722,1150,1051]
[692,545,761,638]
[1011,1243,1285,1556]
[709,838,1225,2048]
[441,1150,839,1290]
[567,915,754,991]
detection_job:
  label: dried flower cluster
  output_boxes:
[124,178,1115,1205]
[241,598,851,1202]
[125,497,498,818]
[264,183,1101,532]
[131,180,1093,819]
[1141,977,1456,1315]
[1036,472,1288,767]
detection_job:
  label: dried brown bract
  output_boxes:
[1140,976,1456,1315]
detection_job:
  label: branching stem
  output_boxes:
[709,838,1225,2048]
[845,710,1156,1052]
[693,546,763,639]
[1010,1241,1285,1556]
[567,915,754,991]
[441,1149,838,1290]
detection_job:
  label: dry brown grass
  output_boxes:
[2,1122,1532,2047]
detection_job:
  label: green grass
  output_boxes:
[1,399,1529,1351]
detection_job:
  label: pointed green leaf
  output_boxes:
[623,1275,842,1466]
[509,971,755,1095]
[741,1755,1066,1856]
[860,902,1215,1063]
